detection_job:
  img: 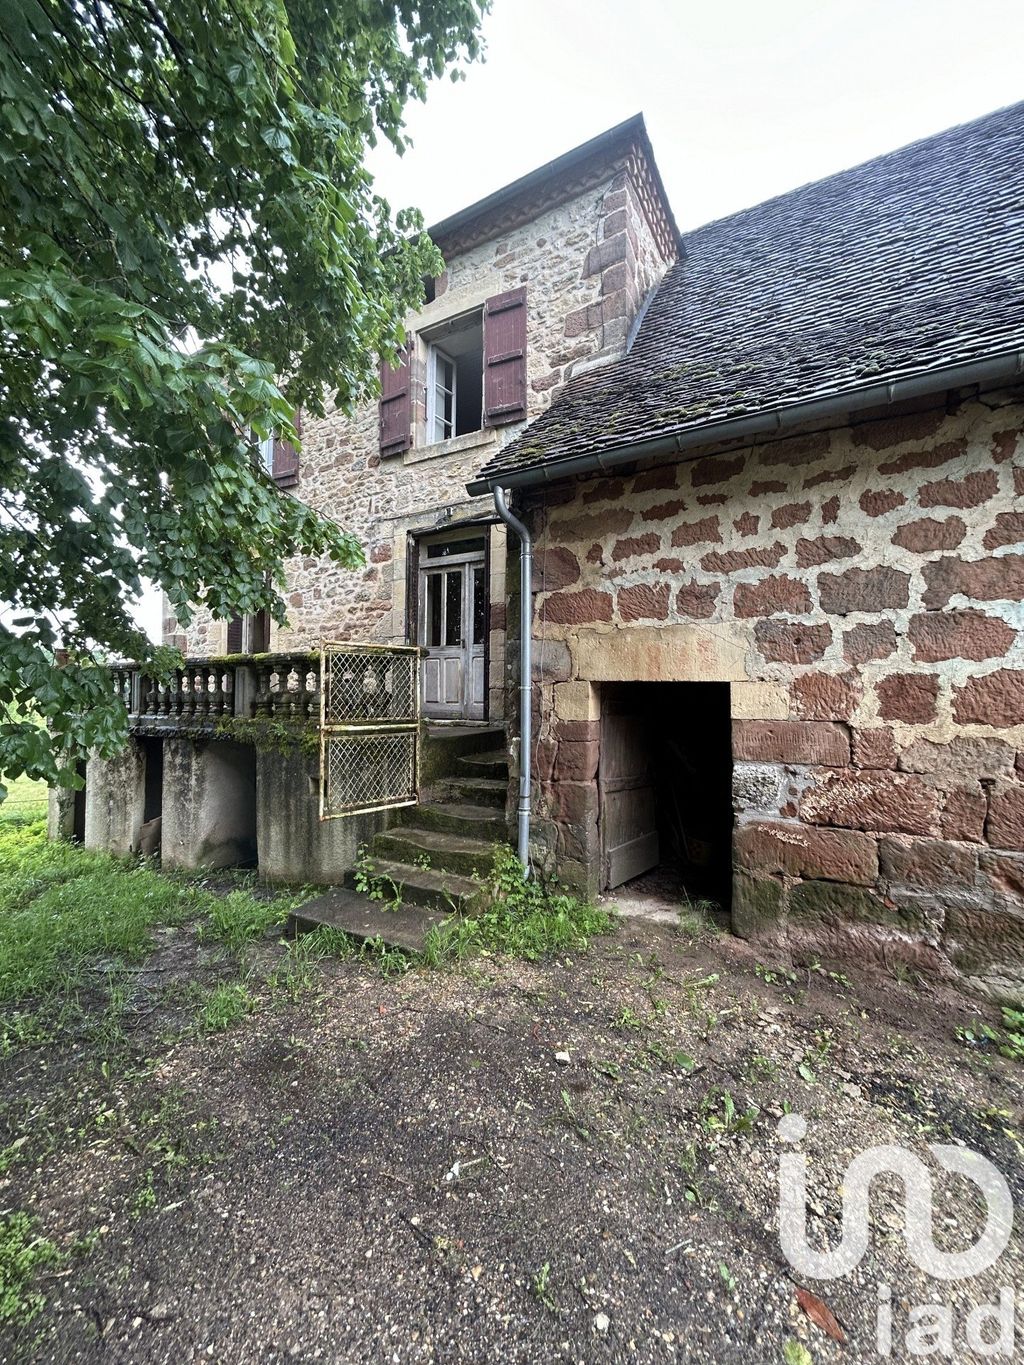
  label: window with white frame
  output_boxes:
[425,310,483,442]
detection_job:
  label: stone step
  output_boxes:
[288,887,446,953]
[444,776,508,809]
[345,857,481,912]
[456,750,509,780]
[403,801,506,840]
[371,824,498,880]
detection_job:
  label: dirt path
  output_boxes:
[2,917,1022,1363]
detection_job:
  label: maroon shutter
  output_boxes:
[379,345,412,456]
[226,616,243,653]
[272,409,300,487]
[483,287,527,427]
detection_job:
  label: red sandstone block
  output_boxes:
[859,489,906,516]
[908,610,1015,663]
[553,740,599,783]
[879,836,978,888]
[618,582,670,621]
[875,673,939,724]
[818,566,910,615]
[732,720,850,766]
[892,517,966,553]
[801,769,940,836]
[922,554,1024,610]
[843,621,898,665]
[792,672,861,722]
[755,620,832,665]
[612,534,660,562]
[733,575,811,619]
[770,501,811,529]
[690,453,744,486]
[796,535,862,568]
[701,542,786,574]
[919,469,998,509]
[940,786,987,843]
[983,512,1024,551]
[852,728,897,768]
[987,782,1024,852]
[534,546,581,591]
[876,436,966,474]
[671,515,721,547]
[952,669,1024,727]
[676,581,719,618]
[851,408,946,452]
[735,820,878,885]
[540,589,613,625]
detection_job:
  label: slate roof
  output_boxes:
[473,101,1024,489]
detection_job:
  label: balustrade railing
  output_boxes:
[114,652,321,727]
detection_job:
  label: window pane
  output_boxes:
[444,570,462,647]
[425,536,486,559]
[472,565,486,645]
[426,574,442,647]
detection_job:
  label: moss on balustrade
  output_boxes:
[213,715,319,756]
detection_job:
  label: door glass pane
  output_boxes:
[472,566,486,645]
[444,570,462,647]
[426,573,442,647]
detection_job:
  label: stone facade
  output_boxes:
[168,145,675,736]
[521,387,1024,1003]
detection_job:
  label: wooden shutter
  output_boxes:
[271,409,300,487]
[226,616,244,653]
[379,346,412,456]
[483,287,527,426]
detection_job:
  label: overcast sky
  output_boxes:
[134,0,1023,640]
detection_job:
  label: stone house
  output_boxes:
[61,102,1024,1000]
[467,101,1024,1003]
[63,116,680,890]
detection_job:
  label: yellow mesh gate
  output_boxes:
[319,643,421,818]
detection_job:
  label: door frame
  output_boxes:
[413,527,489,721]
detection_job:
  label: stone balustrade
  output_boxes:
[114,653,321,730]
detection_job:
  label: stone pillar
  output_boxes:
[83,740,147,855]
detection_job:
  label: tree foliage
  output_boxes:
[0,0,485,794]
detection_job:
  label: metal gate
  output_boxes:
[319,643,421,819]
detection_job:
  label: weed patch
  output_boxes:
[424,846,613,965]
[0,1212,60,1326]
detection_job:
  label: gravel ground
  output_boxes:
[2,915,1023,1364]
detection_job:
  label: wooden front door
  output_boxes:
[600,702,659,889]
[418,537,486,720]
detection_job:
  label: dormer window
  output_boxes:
[425,311,484,442]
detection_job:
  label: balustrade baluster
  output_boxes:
[210,667,225,716]
[193,666,209,718]
[254,665,272,717]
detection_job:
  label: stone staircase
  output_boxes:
[289,744,510,950]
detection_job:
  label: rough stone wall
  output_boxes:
[169,165,674,684]
[523,387,1024,1003]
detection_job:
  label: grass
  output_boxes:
[0,820,297,1010]
[423,845,614,966]
[0,1212,61,1326]
[197,981,257,1032]
[0,774,48,828]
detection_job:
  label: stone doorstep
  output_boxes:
[287,887,447,954]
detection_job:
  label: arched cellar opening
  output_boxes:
[598,682,732,920]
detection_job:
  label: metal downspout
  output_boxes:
[492,487,532,872]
